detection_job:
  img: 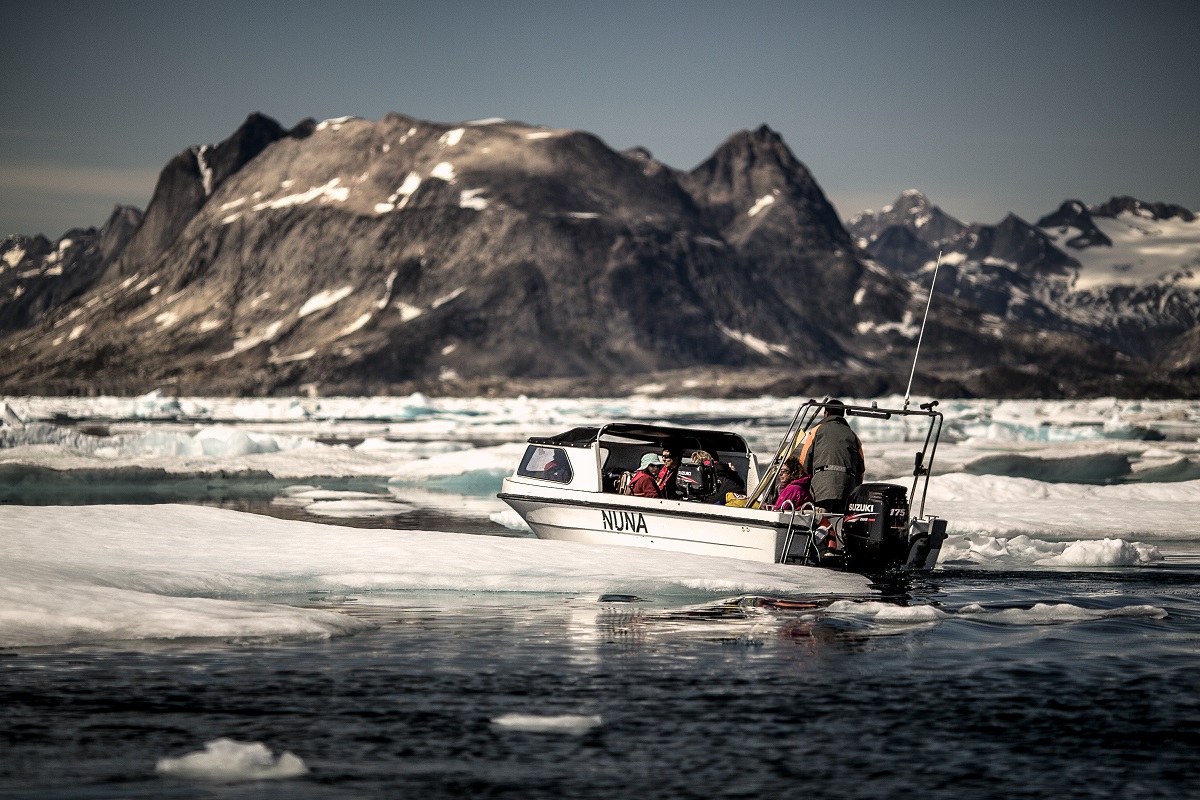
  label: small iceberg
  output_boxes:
[155,738,308,782]
[490,713,602,734]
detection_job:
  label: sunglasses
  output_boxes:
[661,453,676,460]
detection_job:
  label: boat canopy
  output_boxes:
[530,423,752,455]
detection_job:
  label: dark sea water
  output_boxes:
[4,397,1200,797]
[4,562,1200,799]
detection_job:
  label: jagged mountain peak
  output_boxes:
[695,124,809,183]
[3,112,1193,398]
[845,189,966,248]
[1091,195,1195,222]
[1036,200,1112,249]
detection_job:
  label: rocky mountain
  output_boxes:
[847,190,1200,378]
[1,114,1195,398]
[1,205,142,330]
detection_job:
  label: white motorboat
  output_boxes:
[499,399,948,574]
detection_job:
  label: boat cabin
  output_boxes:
[511,423,762,496]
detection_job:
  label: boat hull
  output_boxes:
[501,484,799,563]
[500,480,946,572]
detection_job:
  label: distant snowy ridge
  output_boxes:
[847,190,1200,371]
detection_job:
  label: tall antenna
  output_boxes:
[903,250,943,411]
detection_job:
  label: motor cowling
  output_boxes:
[840,483,910,572]
[675,461,716,500]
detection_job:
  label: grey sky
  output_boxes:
[3,0,1197,239]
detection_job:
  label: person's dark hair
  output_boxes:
[781,456,802,478]
[825,398,846,417]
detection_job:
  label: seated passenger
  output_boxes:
[709,461,746,504]
[656,448,681,499]
[626,453,664,498]
[772,457,813,511]
[543,458,570,482]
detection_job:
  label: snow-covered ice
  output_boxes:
[2,393,1198,650]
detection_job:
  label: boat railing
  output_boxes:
[749,398,944,518]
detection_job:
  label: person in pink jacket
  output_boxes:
[772,457,812,511]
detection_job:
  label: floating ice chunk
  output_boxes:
[938,533,1162,567]
[275,487,385,503]
[825,600,947,623]
[963,451,1132,483]
[304,499,413,518]
[491,714,602,734]
[491,509,532,531]
[155,738,308,782]
[193,426,278,457]
[955,602,1167,624]
[1037,538,1157,567]
[387,442,525,485]
[298,286,353,317]
[133,389,182,418]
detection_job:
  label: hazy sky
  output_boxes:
[3,0,1198,239]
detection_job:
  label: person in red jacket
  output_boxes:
[628,453,663,497]
[656,448,680,499]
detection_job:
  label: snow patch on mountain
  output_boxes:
[748,194,775,217]
[857,311,919,339]
[459,189,488,210]
[315,116,358,132]
[253,179,349,211]
[1044,213,1200,290]
[717,323,790,356]
[298,286,354,317]
[194,145,214,196]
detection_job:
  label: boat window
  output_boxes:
[517,445,573,483]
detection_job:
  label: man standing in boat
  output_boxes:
[798,399,865,514]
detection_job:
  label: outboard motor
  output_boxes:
[675,461,716,500]
[840,483,910,573]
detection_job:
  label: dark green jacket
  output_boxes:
[799,416,865,504]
